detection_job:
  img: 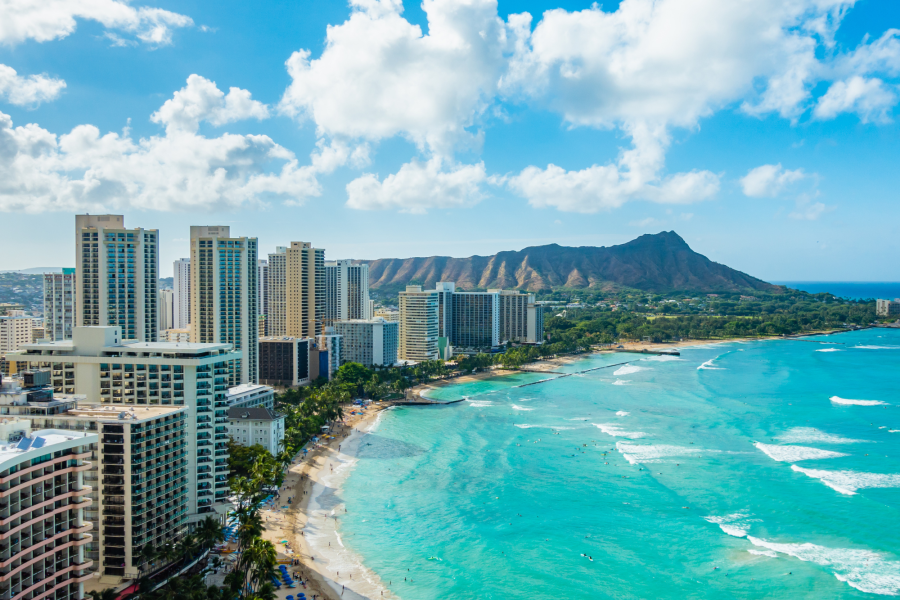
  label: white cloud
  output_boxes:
[0,64,65,106]
[279,0,512,157]
[813,76,897,123]
[790,201,831,220]
[630,217,658,227]
[503,0,862,128]
[506,122,719,213]
[0,0,193,46]
[740,164,807,197]
[346,157,486,213]
[151,75,270,134]
[0,78,334,213]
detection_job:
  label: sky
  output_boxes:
[0,0,898,281]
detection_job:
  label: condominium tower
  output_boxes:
[324,260,371,326]
[190,226,258,385]
[173,258,190,330]
[258,259,269,335]
[333,318,398,367]
[75,214,159,342]
[268,242,324,339]
[44,268,77,341]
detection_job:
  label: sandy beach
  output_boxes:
[259,403,396,600]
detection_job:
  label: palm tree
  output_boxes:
[195,516,225,551]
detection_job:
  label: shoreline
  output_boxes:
[260,329,855,600]
[260,404,396,600]
[413,330,850,399]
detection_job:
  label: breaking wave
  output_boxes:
[791,465,900,495]
[754,442,848,463]
[594,424,646,439]
[615,441,708,464]
[776,427,869,444]
[614,365,645,376]
[830,396,889,406]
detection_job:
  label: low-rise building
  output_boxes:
[374,308,400,323]
[0,425,96,600]
[333,318,398,367]
[162,328,191,343]
[876,298,900,317]
[258,337,311,388]
[226,383,275,410]
[315,329,342,380]
[226,407,285,454]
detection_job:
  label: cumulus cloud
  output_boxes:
[740,164,807,198]
[346,158,487,213]
[0,64,66,106]
[0,78,338,213]
[790,201,831,220]
[506,122,719,213]
[0,0,193,46]
[151,75,270,134]
[814,76,897,123]
[279,0,513,157]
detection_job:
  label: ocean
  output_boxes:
[774,282,900,300]
[336,329,900,598]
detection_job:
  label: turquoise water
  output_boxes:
[342,330,900,598]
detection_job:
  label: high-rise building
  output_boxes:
[333,318,398,367]
[876,298,900,317]
[0,425,95,600]
[258,337,311,388]
[268,243,324,339]
[266,247,286,337]
[398,286,439,362]
[287,242,325,339]
[0,374,190,583]
[324,260,371,326]
[0,311,33,353]
[450,291,500,352]
[489,289,544,343]
[190,226,258,386]
[258,259,268,334]
[44,268,77,341]
[75,214,159,342]
[159,289,174,331]
[173,258,190,330]
[13,326,240,520]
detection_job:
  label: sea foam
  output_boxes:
[511,404,534,411]
[615,411,630,416]
[594,424,646,439]
[791,465,900,495]
[614,365,645,376]
[816,348,843,352]
[644,354,682,362]
[830,396,889,406]
[703,512,759,538]
[467,400,495,407]
[745,536,900,596]
[776,427,869,444]
[747,549,779,558]
[697,356,725,370]
[612,379,629,385]
[615,441,708,464]
[754,442,848,462]
[853,345,900,350]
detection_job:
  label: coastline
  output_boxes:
[260,404,397,600]
[261,329,852,600]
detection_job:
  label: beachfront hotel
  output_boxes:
[189,226,259,386]
[332,318,398,367]
[11,326,239,522]
[398,286,440,362]
[226,407,285,454]
[0,372,190,583]
[0,424,95,600]
[75,215,159,343]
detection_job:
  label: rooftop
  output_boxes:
[227,383,274,397]
[227,407,282,421]
[67,404,186,421]
[0,428,94,468]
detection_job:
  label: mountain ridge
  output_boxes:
[358,232,780,294]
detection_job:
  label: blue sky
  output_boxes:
[1,0,898,281]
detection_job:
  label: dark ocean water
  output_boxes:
[774,282,900,300]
